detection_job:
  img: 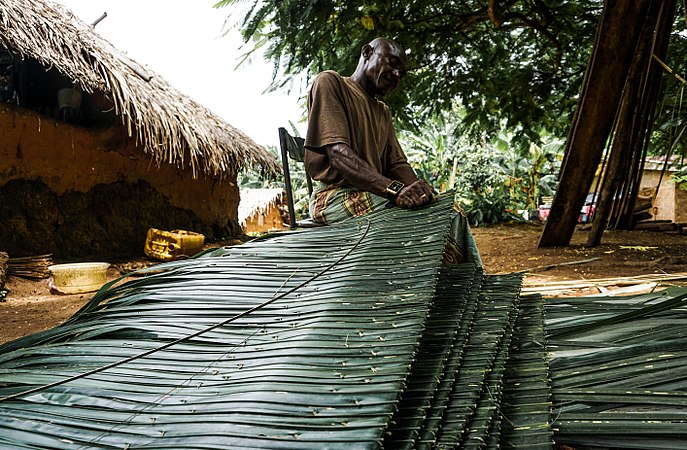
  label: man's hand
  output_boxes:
[395,180,436,208]
[322,144,435,207]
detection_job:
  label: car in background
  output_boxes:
[538,193,597,223]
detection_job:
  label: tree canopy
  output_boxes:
[225,0,686,229]
[217,0,604,142]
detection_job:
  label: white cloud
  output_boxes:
[52,0,307,148]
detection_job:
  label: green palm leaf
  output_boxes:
[0,199,455,448]
[547,287,687,448]
[3,192,687,449]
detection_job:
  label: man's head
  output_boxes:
[352,37,407,97]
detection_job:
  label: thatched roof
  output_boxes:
[0,0,279,178]
[238,188,283,227]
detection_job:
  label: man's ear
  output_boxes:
[361,44,373,60]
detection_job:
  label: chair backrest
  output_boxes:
[279,127,306,162]
[278,127,313,229]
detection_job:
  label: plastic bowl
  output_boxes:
[48,262,110,294]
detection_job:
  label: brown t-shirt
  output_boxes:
[304,70,412,186]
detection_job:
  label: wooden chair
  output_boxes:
[278,127,317,228]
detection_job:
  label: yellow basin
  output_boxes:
[48,262,110,294]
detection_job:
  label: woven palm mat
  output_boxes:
[2,191,687,448]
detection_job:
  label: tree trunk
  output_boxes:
[538,0,654,248]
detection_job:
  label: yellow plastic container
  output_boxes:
[143,228,205,262]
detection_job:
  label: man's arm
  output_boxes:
[324,143,435,208]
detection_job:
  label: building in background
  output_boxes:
[0,0,278,259]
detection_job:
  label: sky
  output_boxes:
[51,0,307,148]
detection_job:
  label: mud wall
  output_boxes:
[640,170,675,222]
[674,182,687,224]
[0,104,241,259]
[0,179,219,259]
[243,206,286,234]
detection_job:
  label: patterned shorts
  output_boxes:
[309,185,481,266]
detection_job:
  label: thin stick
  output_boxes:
[514,257,601,274]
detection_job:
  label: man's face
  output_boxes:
[365,44,407,97]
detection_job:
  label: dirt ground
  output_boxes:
[1,223,686,345]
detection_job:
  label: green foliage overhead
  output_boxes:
[216,0,603,142]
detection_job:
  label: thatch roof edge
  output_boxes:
[0,0,280,178]
[238,188,284,227]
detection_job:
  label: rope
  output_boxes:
[0,220,371,403]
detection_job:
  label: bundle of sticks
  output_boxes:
[7,254,53,280]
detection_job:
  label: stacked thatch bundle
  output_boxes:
[0,252,7,293]
[0,0,279,179]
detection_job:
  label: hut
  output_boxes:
[238,188,287,234]
[0,0,279,259]
[639,157,687,224]
[589,156,687,225]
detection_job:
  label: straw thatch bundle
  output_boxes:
[6,254,52,280]
[0,0,279,179]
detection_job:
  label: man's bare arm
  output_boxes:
[324,143,435,208]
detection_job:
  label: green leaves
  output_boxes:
[401,113,563,225]
[218,1,606,140]
[0,198,455,448]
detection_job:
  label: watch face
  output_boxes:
[388,180,404,193]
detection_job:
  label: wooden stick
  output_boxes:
[7,254,53,280]
[513,257,601,274]
[523,272,687,294]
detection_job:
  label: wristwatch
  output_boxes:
[385,180,405,200]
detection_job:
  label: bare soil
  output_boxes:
[1,223,686,345]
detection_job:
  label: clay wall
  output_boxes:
[0,104,241,258]
[0,104,239,229]
[243,205,286,234]
[640,170,675,222]
[674,182,687,224]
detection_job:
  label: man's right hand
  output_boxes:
[395,180,435,208]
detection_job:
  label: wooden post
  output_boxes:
[538,0,654,248]
[615,0,677,229]
[586,0,662,247]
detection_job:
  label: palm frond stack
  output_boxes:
[1,196,686,448]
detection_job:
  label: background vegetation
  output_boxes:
[227,1,686,225]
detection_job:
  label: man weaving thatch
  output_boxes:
[303,37,479,265]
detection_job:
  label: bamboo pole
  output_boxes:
[586,0,662,247]
[615,0,678,229]
[522,271,687,295]
[539,0,653,247]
